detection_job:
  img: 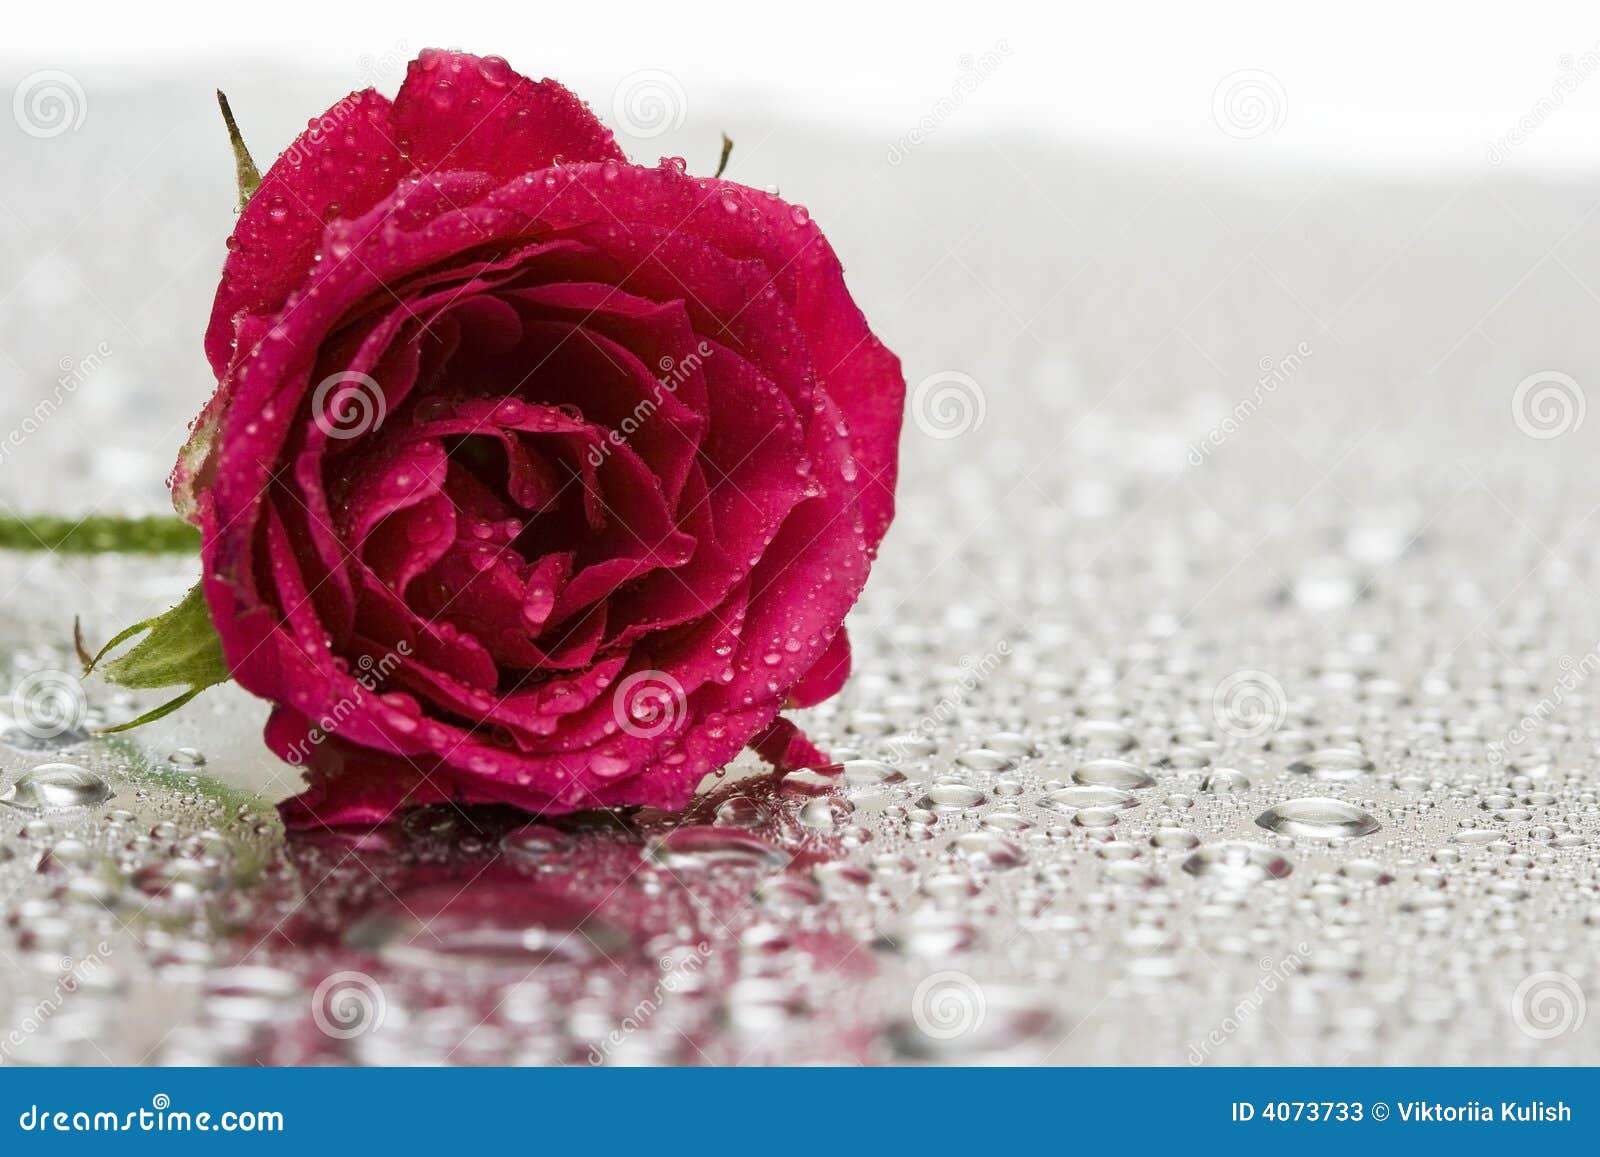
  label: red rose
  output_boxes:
[175,50,903,827]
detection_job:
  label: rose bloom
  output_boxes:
[175,50,904,827]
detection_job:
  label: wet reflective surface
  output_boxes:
[5,73,1600,1065]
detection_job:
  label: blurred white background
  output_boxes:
[6,0,1600,523]
[5,0,1600,171]
[7,0,1600,522]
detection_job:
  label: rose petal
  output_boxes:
[787,627,852,708]
[392,49,623,182]
[205,89,404,375]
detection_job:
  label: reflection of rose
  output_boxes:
[178,50,904,827]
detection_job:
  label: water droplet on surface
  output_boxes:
[646,826,789,870]
[1198,768,1251,793]
[0,764,113,811]
[955,748,1014,772]
[1,722,90,752]
[1287,748,1375,781]
[776,765,838,796]
[840,759,904,787]
[952,831,1026,867]
[1072,758,1155,790]
[798,799,840,830]
[1151,827,1200,850]
[984,732,1038,758]
[501,824,573,862]
[1068,720,1136,752]
[349,883,632,975]
[916,784,986,811]
[1043,785,1138,814]
[1182,843,1294,882]
[1256,797,1380,839]
[712,796,769,828]
[1339,859,1395,885]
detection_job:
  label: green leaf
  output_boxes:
[714,133,734,179]
[216,90,262,210]
[86,582,231,732]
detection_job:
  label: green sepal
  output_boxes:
[96,688,208,735]
[216,90,261,210]
[84,582,231,732]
